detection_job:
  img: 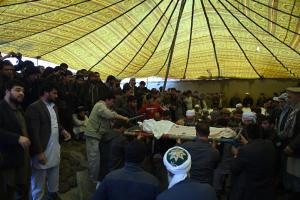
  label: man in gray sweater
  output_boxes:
[85,92,128,183]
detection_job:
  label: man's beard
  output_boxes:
[9,96,22,105]
[46,98,56,103]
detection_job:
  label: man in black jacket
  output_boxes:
[180,122,220,185]
[25,81,71,200]
[98,120,128,181]
[231,124,276,200]
[0,80,31,200]
[92,140,160,200]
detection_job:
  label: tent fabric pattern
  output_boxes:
[0,0,299,79]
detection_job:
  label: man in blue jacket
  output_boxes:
[92,140,161,200]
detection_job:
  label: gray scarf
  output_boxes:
[281,103,300,139]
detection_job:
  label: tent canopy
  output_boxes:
[0,0,299,79]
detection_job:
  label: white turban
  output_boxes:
[236,103,243,108]
[242,112,257,123]
[186,110,195,117]
[163,146,191,189]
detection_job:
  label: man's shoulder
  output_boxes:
[93,101,106,110]
[139,170,160,185]
[0,100,7,108]
[104,168,124,179]
[96,101,105,106]
[105,167,159,185]
[27,100,43,109]
[0,100,10,115]
[157,180,215,200]
[181,140,196,148]
[182,139,213,149]
[239,140,266,154]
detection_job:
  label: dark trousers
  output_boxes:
[2,184,30,200]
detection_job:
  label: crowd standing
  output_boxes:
[0,53,299,200]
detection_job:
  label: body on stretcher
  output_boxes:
[125,119,240,146]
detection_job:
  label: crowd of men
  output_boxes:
[0,54,300,200]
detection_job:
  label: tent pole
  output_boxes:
[163,0,186,91]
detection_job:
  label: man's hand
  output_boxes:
[284,146,294,156]
[240,135,248,145]
[124,117,129,122]
[176,137,182,144]
[62,129,71,141]
[38,152,47,165]
[137,133,144,140]
[18,136,31,149]
[211,139,218,149]
[231,146,239,158]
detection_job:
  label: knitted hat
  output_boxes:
[163,146,191,188]
[125,140,146,163]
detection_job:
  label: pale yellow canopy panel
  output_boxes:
[0,0,299,79]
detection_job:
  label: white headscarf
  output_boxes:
[186,109,195,117]
[163,146,191,189]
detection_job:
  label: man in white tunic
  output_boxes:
[25,82,70,200]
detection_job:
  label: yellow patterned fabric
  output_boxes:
[0,0,299,79]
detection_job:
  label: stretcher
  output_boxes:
[125,119,237,140]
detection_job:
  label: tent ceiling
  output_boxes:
[0,0,299,79]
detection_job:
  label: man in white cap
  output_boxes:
[235,103,243,113]
[157,146,217,200]
[176,110,196,126]
[242,112,257,125]
[280,87,300,199]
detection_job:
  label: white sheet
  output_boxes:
[140,119,236,139]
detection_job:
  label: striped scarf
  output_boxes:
[281,103,300,139]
